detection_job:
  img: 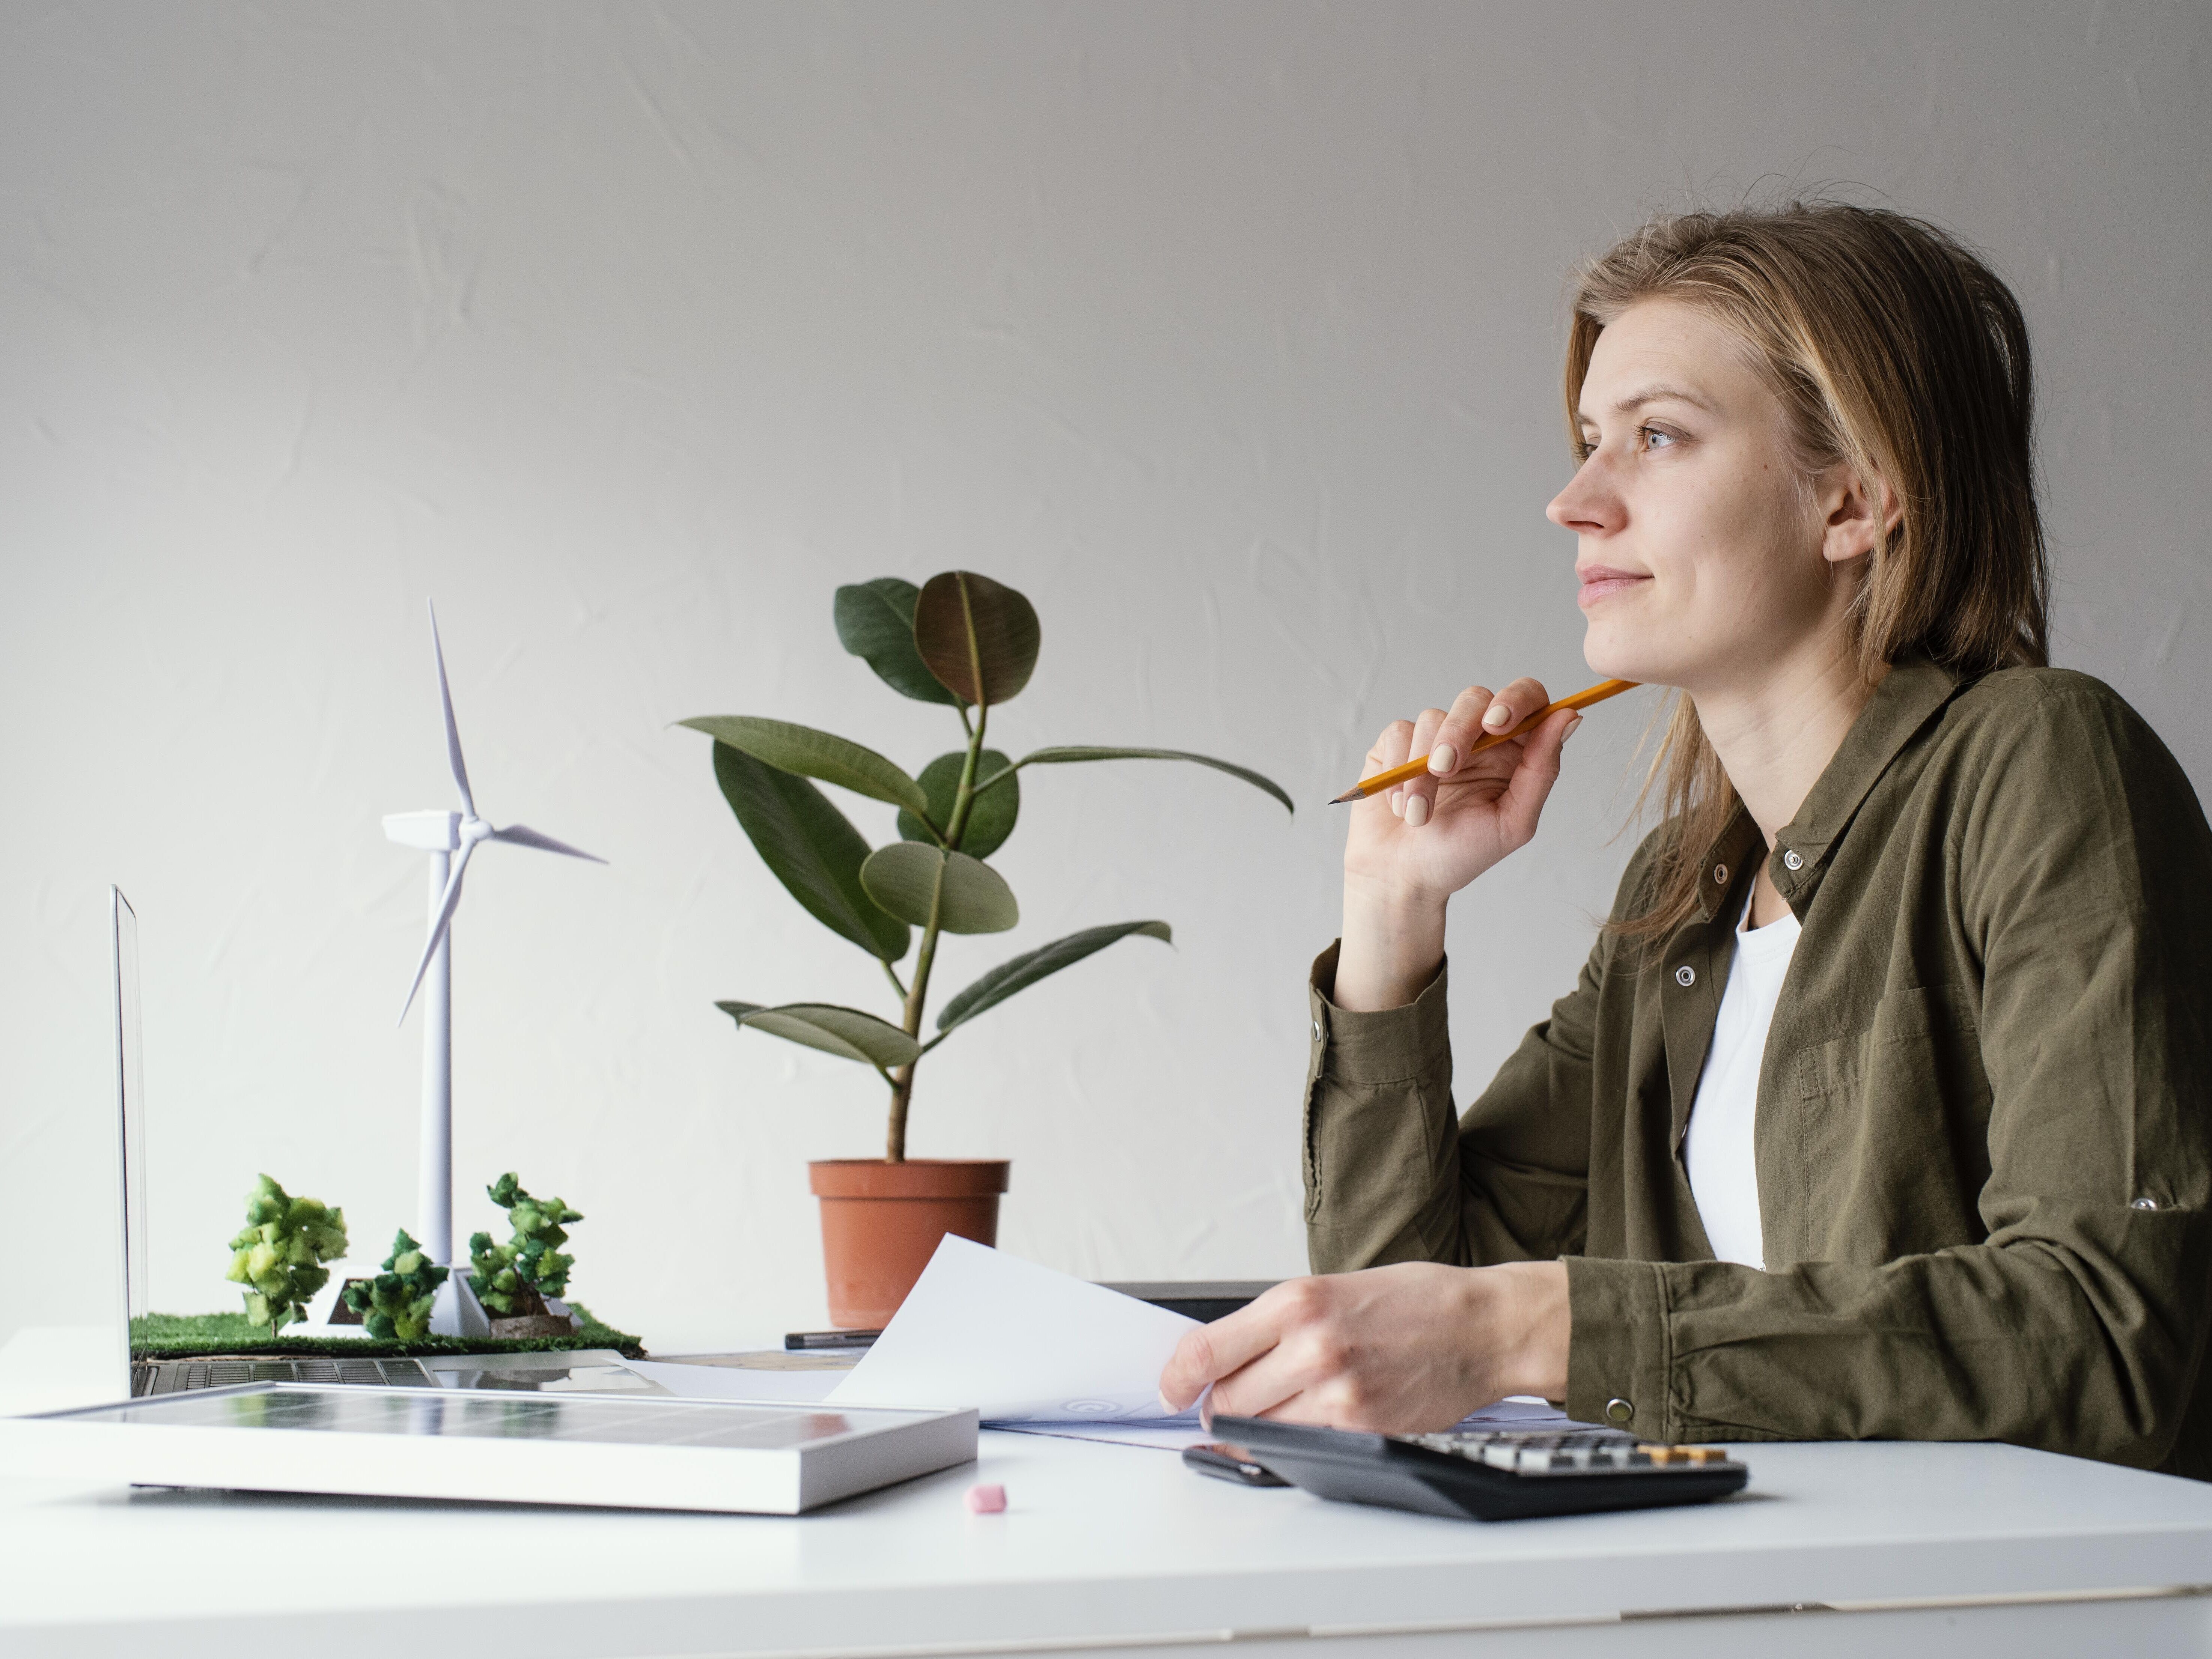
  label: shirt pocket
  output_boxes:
[1787,984,1992,1263]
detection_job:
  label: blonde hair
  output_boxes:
[1565,201,2051,940]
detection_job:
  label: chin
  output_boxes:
[1581,622,1667,686]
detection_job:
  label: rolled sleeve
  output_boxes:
[1306,939,1453,1084]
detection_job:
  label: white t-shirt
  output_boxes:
[1684,891,1801,1270]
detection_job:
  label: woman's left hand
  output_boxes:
[1157,1261,1571,1430]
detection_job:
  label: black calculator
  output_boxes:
[1203,1415,1748,1521]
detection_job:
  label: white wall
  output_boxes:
[3,1,2206,1352]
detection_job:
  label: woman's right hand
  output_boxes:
[1333,677,1580,1012]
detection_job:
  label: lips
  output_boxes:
[1577,567,1649,608]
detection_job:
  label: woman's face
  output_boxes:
[1548,299,1861,696]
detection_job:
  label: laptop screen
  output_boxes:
[112,888,149,1364]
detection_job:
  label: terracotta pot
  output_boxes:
[809,1159,1010,1328]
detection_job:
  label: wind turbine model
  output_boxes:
[384,601,605,1335]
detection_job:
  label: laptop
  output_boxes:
[0,889,975,1513]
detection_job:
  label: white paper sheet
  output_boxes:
[991,1423,1210,1451]
[1460,1396,1578,1429]
[827,1236,1201,1423]
[622,1356,850,1404]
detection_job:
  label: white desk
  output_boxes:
[5,1340,2212,1657]
[7,1432,2212,1656]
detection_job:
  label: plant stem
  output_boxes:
[943,705,987,847]
[885,705,987,1162]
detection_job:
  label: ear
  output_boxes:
[1818,464,1904,566]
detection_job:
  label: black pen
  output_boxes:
[784,1328,882,1350]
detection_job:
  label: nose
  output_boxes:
[1547,451,1619,537]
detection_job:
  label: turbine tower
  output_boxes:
[385,602,604,1333]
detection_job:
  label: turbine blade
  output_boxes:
[428,600,476,819]
[488,823,608,864]
[396,840,475,1026]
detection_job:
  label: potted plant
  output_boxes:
[225,1175,349,1334]
[467,1172,586,1337]
[684,571,1289,1326]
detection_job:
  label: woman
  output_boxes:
[1159,201,2212,1477]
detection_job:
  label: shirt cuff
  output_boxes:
[1563,1255,1673,1440]
[1307,939,1452,1085]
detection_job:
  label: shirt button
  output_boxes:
[2132,1196,2160,1211]
[1674,965,1696,988]
[1782,849,1804,872]
[1311,1019,1322,1042]
[1605,1397,1635,1426]
[1711,863,1727,885]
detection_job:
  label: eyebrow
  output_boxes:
[1576,383,1714,426]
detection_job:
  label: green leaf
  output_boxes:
[711,742,911,962]
[682,715,931,817]
[834,578,962,706]
[860,843,1019,933]
[716,1001,923,1069]
[899,750,1019,860]
[914,572,1040,707]
[935,920,1173,1036]
[1013,747,1294,814]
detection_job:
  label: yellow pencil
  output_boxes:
[1327,679,1640,805]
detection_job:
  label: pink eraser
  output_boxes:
[964,1482,1007,1514]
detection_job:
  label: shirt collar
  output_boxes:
[1691,808,1767,926]
[1685,654,1964,921]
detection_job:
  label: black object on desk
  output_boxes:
[1098,1281,1279,1323]
[1184,1441,1292,1487]
[1209,1416,1748,1522]
[784,1329,883,1350]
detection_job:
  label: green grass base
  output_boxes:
[132,1306,644,1359]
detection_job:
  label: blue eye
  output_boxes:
[1641,426,1677,450]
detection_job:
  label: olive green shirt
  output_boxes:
[1302,657,2212,1477]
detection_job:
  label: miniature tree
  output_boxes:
[341,1229,450,1341]
[225,1174,349,1333]
[682,572,1290,1160]
[468,1172,584,1316]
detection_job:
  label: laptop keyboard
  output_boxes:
[131,1356,433,1396]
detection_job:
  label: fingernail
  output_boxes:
[1484,704,1513,729]
[1427,742,1457,775]
[1405,795,1429,828]
[1563,715,1584,743]
[1390,788,1405,817]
